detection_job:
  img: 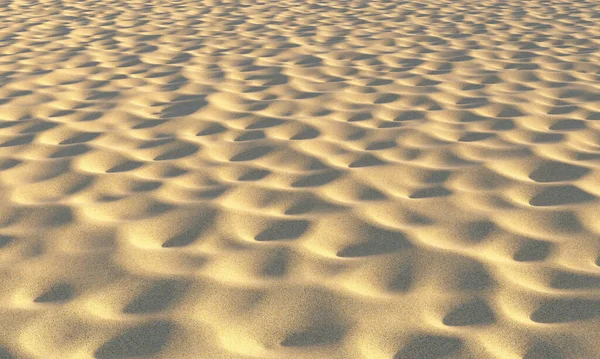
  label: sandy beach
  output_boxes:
[1,0,600,358]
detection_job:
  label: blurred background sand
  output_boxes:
[0,0,600,358]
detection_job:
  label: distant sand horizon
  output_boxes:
[1,0,599,358]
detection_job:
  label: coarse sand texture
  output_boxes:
[1,0,600,358]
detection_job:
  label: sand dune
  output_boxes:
[1,0,600,358]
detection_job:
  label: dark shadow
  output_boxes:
[194,187,229,200]
[347,113,371,122]
[196,124,227,136]
[399,58,425,68]
[378,122,404,128]
[337,226,411,257]
[366,141,396,151]
[138,138,173,149]
[349,154,387,168]
[424,171,451,184]
[49,109,76,118]
[358,187,387,201]
[134,44,158,54]
[34,283,75,303]
[295,54,321,66]
[167,52,192,64]
[7,90,32,98]
[496,107,525,117]
[409,186,452,199]
[388,262,413,292]
[456,96,488,107]
[290,128,320,140]
[66,176,95,195]
[36,205,74,227]
[0,122,19,130]
[0,235,13,248]
[160,99,207,118]
[550,271,600,290]
[60,132,101,145]
[238,169,271,181]
[531,299,600,323]
[529,185,594,206]
[230,146,273,162]
[284,197,344,215]
[255,219,310,241]
[459,132,494,142]
[161,167,187,178]
[123,280,188,314]
[291,171,342,188]
[0,158,22,171]
[146,70,179,78]
[263,74,289,86]
[77,61,102,68]
[394,335,463,359]
[172,94,207,102]
[505,63,539,70]
[154,144,199,161]
[131,181,162,192]
[406,212,434,225]
[523,342,563,359]
[366,78,393,86]
[81,112,103,122]
[548,106,578,115]
[162,211,215,248]
[20,122,58,133]
[246,117,284,130]
[281,325,345,347]
[107,161,145,173]
[0,346,14,359]
[347,129,367,141]
[550,119,585,131]
[86,91,120,101]
[235,131,265,142]
[576,152,600,161]
[394,110,425,122]
[293,92,322,99]
[50,144,90,158]
[307,159,330,170]
[514,239,552,262]
[531,133,564,143]
[443,299,495,326]
[491,119,515,131]
[457,261,494,291]
[463,220,496,243]
[452,110,488,123]
[374,93,399,104]
[94,321,172,359]
[529,162,589,183]
[132,120,168,129]
[0,134,35,147]
[262,248,291,277]
[415,78,441,86]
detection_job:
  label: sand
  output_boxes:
[0,0,599,358]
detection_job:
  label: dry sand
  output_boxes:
[1,0,600,358]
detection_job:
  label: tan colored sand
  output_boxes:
[1,0,600,358]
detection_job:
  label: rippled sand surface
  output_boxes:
[1,0,600,358]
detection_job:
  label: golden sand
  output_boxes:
[1,0,600,358]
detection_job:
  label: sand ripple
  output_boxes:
[1,0,600,358]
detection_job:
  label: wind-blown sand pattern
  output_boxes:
[1,0,600,358]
